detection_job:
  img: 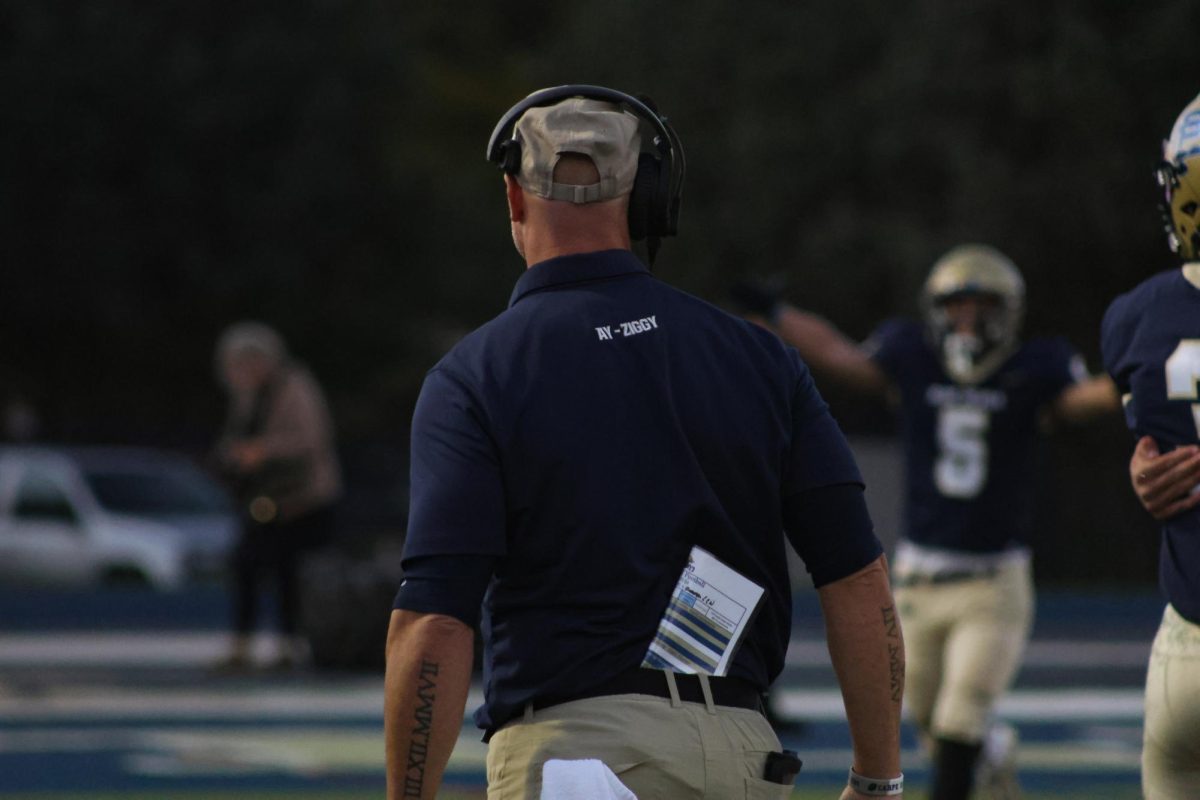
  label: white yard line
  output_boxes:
[773,687,1145,722]
[0,683,487,721]
[0,632,277,666]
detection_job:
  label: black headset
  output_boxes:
[486,84,686,264]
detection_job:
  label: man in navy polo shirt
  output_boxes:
[1102,90,1200,800]
[384,87,905,800]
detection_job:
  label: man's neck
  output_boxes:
[514,188,632,268]
[521,229,630,268]
[1184,262,1200,290]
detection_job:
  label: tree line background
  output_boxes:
[3,1,1196,584]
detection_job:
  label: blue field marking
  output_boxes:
[0,752,388,793]
[0,671,1147,793]
[0,712,1144,793]
[0,586,1162,794]
[0,587,233,632]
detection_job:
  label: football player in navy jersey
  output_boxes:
[1101,90,1200,800]
[737,244,1119,799]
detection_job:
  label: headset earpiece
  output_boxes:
[654,146,673,236]
[497,140,522,175]
[628,153,660,242]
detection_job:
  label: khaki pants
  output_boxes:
[895,560,1033,743]
[1143,603,1200,800]
[486,691,788,800]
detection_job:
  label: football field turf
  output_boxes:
[0,588,1157,798]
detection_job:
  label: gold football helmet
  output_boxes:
[1158,92,1200,260]
[920,244,1025,384]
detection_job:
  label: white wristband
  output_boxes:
[848,768,903,796]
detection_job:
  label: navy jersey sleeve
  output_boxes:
[780,351,881,583]
[862,318,920,383]
[402,367,507,561]
[1039,336,1090,400]
[1100,291,1138,395]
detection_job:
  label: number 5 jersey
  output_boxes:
[866,318,1089,556]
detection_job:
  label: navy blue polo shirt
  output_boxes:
[1102,266,1200,625]
[867,319,1083,553]
[400,249,880,730]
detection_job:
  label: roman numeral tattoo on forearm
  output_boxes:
[881,605,903,705]
[403,659,439,798]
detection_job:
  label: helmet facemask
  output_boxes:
[1157,157,1200,260]
[926,292,1017,384]
[1159,93,1200,261]
[920,244,1025,385]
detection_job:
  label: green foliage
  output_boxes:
[539,1,1196,340]
[2,0,1195,578]
[2,0,419,440]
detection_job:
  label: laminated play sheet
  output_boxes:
[642,546,764,676]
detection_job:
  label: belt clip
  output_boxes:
[697,673,718,715]
[663,669,682,708]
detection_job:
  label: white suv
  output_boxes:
[0,446,237,590]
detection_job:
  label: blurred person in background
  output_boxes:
[1101,90,1200,800]
[212,321,342,670]
[2,374,42,442]
[3,395,40,442]
[732,245,1119,800]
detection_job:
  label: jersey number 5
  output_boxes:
[935,405,990,499]
[1165,339,1200,437]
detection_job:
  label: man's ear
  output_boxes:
[505,175,524,223]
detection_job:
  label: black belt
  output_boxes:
[894,566,998,588]
[487,668,766,740]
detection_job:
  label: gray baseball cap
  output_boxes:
[513,97,642,203]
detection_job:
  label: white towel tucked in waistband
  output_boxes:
[540,758,639,800]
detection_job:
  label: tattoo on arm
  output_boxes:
[881,605,903,705]
[403,659,440,798]
[881,604,898,639]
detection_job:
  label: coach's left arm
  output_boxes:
[385,609,474,800]
[817,555,905,798]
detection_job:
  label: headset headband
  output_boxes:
[486,85,670,164]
